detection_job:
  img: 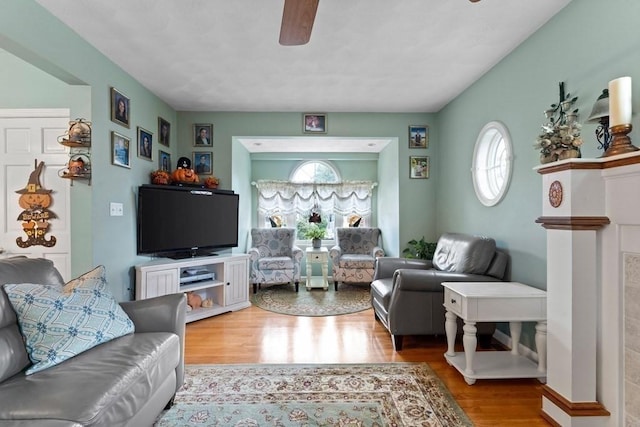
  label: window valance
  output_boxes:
[254,180,375,218]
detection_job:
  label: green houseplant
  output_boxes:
[402,237,437,260]
[303,223,326,248]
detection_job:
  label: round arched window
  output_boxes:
[471,121,513,207]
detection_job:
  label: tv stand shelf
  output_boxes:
[135,254,250,323]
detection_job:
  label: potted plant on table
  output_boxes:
[304,223,326,249]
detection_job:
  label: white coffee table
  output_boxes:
[305,247,329,291]
[442,281,547,385]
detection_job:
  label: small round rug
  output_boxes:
[251,284,371,316]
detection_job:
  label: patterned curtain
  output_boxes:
[254,180,374,224]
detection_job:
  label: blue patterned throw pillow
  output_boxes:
[3,265,134,375]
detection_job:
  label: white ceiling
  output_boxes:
[34,0,571,152]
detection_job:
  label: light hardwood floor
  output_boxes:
[185,304,550,427]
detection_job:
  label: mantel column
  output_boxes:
[535,160,610,427]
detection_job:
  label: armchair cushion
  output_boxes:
[337,254,376,269]
[258,256,295,270]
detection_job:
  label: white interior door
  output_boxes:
[0,109,72,280]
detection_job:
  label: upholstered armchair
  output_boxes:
[248,228,303,293]
[370,232,509,350]
[329,227,384,290]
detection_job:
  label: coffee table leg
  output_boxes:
[509,321,522,355]
[445,310,457,358]
[462,320,477,384]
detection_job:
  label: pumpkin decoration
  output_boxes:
[15,160,57,248]
[150,169,171,185]
[172,156,199,184]
[172,168,199,183]
[204,176,219,189]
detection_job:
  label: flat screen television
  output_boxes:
[137,184,239,258]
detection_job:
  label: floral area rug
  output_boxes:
[250,284,371,316]
[155,363,472,426]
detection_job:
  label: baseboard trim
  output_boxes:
[542,385,610,417]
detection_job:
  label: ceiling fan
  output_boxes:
[279,0,319,46]
[279,0,481,46]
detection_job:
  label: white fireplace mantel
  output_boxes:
[535,151,640,426]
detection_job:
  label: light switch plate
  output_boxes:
[110,202,124,216]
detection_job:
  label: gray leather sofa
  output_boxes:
[371,233,509,350]
[0,256,186,426]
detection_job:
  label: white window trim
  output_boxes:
[471,121,513,207]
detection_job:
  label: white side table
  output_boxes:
[305,247,329,291]
[442,281,547,385]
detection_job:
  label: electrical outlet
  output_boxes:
[110,202,124,217]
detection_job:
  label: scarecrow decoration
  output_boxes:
[15,160,57,248]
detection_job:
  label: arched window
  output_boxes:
[290,160,340,184]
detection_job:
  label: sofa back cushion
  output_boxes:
[432,233,496,275]
[0,257,65,382]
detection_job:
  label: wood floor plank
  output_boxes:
[184,305,550,426]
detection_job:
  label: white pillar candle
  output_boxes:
[609,76,632,127]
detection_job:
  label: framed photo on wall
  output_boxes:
[158,117,170,147]
[159,150,171,172]
[111,131,131,169]
[193,151,212,175]
[410,156,429,179]
[194,123,213,146]
[110,87,130,128]
[137,127,153,160]
[409,125,428,148]
[303,113,327,133]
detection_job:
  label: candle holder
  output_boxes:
[603,123,639,157]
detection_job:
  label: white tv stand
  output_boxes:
[135,254,250,323]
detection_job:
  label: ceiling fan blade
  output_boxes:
[279,0,319,46]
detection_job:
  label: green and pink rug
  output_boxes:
[155,363,472,426]
[251,284,371,317]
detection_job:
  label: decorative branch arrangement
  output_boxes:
[534,82,583,164]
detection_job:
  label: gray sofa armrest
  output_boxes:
[120,293,186,392]
[373,257,431,280]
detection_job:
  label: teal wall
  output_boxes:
[436,0,640,345]
[1,0,177,300]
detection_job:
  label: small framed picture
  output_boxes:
[111,131,131,169]
[193,151,213,175]
[194,123,213,146]
[409,125,428,148]
[303,113,327,133]
[159,150,171,172]
[110,87,130,128]
[410,156,429,179]
[158,117,170,147]
[137,127,153,160]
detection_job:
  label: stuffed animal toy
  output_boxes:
[186,292,202,309]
